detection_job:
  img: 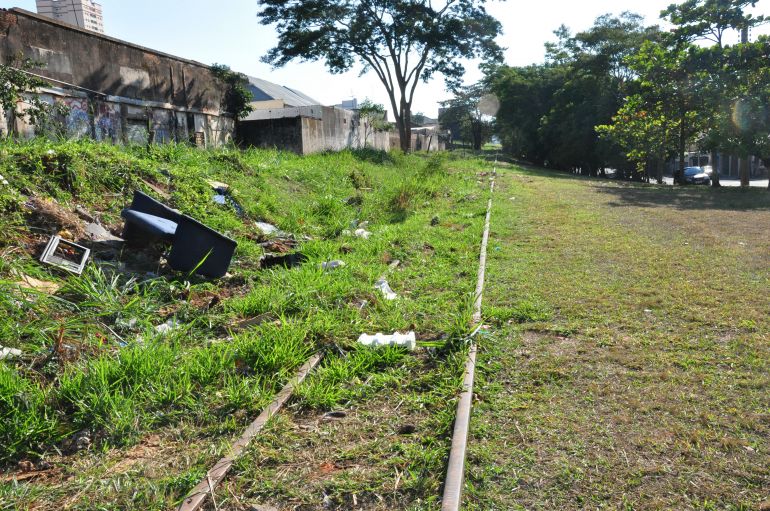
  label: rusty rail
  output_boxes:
[441,167,496,511]
[178,352,323,511]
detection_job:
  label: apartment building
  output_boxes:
[35,0,104,33]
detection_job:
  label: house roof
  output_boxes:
[247,76,320,107]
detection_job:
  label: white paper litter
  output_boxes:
[357,331,416,350]
[374,278,397,300]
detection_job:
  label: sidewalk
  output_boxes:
[662,176,769,187]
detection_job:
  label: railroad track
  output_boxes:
[178,163,498,511]
[441,163,496,511]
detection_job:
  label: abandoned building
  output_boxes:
[0,8,234,147]
[237,76,394,154]
[0,8,426,154]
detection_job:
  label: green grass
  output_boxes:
[466,164,770,510]
[0,139,494,509]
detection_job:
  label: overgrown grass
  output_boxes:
[0,139,493,509]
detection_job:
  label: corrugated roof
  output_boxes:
[247,76,320,107]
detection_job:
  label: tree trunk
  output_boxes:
[676,118,686,185]
[398,97,411,153]
[656,153,664,184]
[710,150,721,187]
[739,157,749,187]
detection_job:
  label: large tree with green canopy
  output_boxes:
[256,0,504,152]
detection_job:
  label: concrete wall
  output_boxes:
[237,117,303,153]
[0,8,233,146]
[239,106,392,154]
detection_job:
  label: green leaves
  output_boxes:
[257,0,504,151]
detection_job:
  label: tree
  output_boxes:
[662,0,765,48]
[256,0,503,152]
[210,64,254,120]
[489,13,660,175]
[356,99,391,147]
[0,56,69,138]
[662,0,768,186]
[597,95,678,183]
[439,82,495,150]
[621,41,710,184]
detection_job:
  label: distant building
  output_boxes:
[246,76,321,110]
[35,0,104,33]
[237,81,394,154]
[337,98,358,110]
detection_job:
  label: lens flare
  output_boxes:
[732,99,752,132]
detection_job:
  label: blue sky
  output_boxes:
[3,0,767,118]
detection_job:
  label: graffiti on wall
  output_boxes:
[63,97,91,138]
[95,102,121,143]
[151,109,172,143]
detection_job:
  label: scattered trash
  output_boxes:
[358,331,416,350]
[26,197,85,237]
[15,273,60,295]
[121,190,237,278]
[0,346,22,360]
[644,309,653,314]
[84,222,123,242]
[209,180,244,215]
[0,173,9,186]
[255,222,282,236]
[374,278,398,300]
[155,318,180,335]
[321,260,346,271]
[40,236,90,275]
[738,241,747,246]
[206,180,230,192]
[431,216,440,226]
[259,252,307,270]
[323,411,347,420]
[354,228,371,239]
[116,317,138,330]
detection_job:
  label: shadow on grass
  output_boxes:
[594,182,770,211]
[349,147,396,165]
[509,161,770,212]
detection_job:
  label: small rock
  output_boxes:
[323,411,347,420]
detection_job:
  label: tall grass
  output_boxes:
[0,138,489,469]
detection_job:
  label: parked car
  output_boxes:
[683,166,711,185]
